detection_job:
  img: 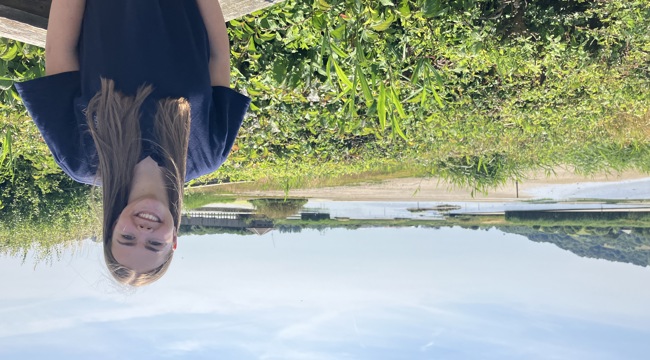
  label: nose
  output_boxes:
[137,224,153,232]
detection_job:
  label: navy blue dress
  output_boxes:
[15,0,250,185]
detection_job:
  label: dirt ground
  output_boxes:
[224,169,650,202]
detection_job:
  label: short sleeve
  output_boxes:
[15,71,98,185]
[210,86,250,159]
[185,86,250,181]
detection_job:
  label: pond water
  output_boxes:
[526,177,650,200]
[2,224,650,359]
[300,199,650,219]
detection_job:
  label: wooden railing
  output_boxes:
[0,0,283,47]
[0,1,49,47]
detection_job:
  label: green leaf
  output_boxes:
[431,67,444,86]
[243,23,255,35]
[332,56,353,90]
[333,87,351,102]
[379,0,394,6]
[331,24,346,40]
[431,86,444,108]
[347,97,356,119]
[251,78,270,91]
[10,88,21,102]
[349,66,358,119]
[370,13,396,32]
[391,114,408,141]
[361,29,379,42]
[272,57,288,84]
[411,58,425,84]
[357,63,373,106]
[354,0,363,13]
[470,42,482,54]
[390,87,407,119]
[420,87,427,107]
[330,42,349,58]
[378,82,387,130]
[0,43,18,61]
[406,89,423,103]
[423,0,442,18]
[0,77,14,91]
[312,14,325,30]
[356,46,368,66]
[259,32,276,41]
[321,34,331,60]
[315,0,332,11]
[326,56,333,86]
[1,130,13,165]
[246,87,263,96]
[398,0,411,17]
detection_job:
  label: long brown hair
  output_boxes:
[86,78,191,286]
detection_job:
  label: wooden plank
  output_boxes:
[0,5,47,47]
[0,0,284,47]
[220,0,284,22]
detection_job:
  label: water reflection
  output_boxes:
[6,196,650,269]
[1,226,650,359]
[501,226,650,267]
[179,199,650,268]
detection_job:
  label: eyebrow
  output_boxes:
[116,239,161,253]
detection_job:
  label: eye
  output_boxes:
[121,234,135,241]
[149,241,163,246]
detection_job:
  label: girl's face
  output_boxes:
[111,197,177,273]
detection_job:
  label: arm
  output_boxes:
[196,0,231,87]
[45,0,86,75]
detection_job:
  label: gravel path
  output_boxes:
[206,169,650,202]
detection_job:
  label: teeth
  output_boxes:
[137,212,161,222]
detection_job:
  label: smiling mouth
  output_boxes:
[136,212,161,222]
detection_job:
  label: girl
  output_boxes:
[15,0,250,286]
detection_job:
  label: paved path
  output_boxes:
[205,169,650,202]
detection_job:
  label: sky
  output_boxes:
[1,227,650,359]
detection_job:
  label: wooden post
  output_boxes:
[0,0,284,47]
[516,180,519,198]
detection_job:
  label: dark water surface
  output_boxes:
[1,226,649,359]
